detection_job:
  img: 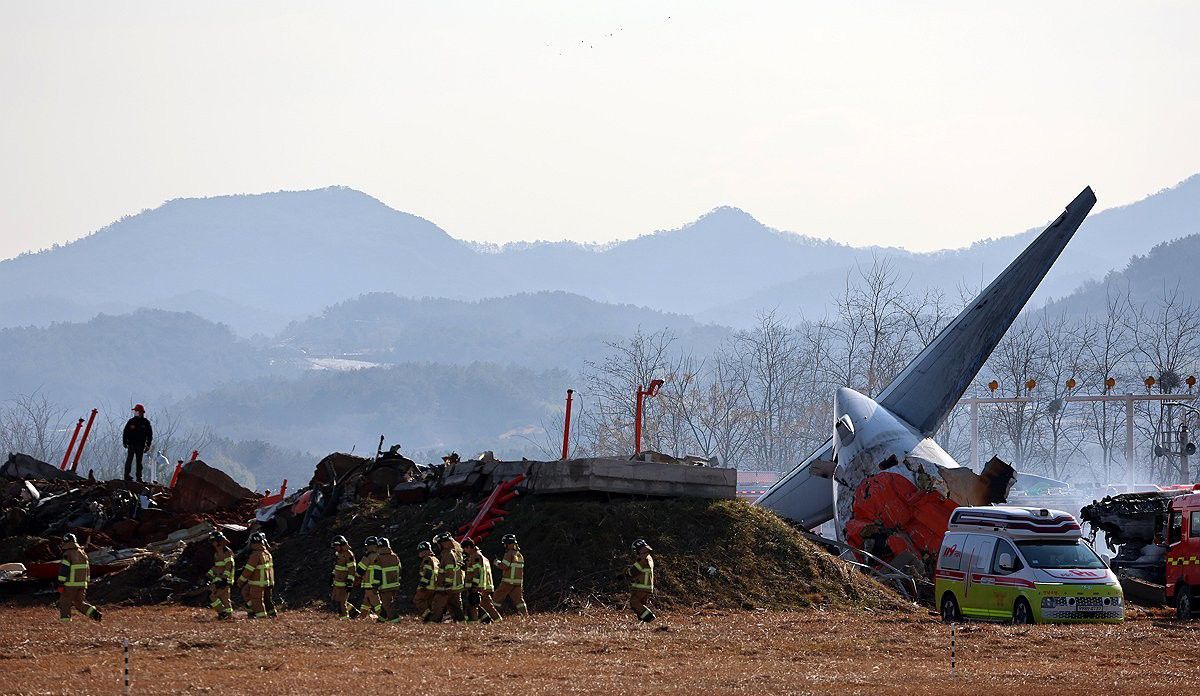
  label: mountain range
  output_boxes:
[4,174,1194,334]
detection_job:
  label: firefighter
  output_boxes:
[492,533,528,616]
[354,537,382,618]
[330,535,359,619]
[207,531,235,620]
[121,404,153,482]
[628,538,656,622]
[56,533,102,622]
[427,532,465,622]
[375,538,402,623]
[236,532,276,619]
[413,541,439,621]
[462,537,501,623]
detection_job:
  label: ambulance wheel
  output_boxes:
[1176,586,1193,620]
[940,593,961,623]
[1012,597,1035,625]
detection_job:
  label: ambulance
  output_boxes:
[934,506,1124,624]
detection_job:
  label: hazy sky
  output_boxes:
[1,1,1197,260]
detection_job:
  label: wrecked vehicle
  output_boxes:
[936,506,1123,624]
[1081,485,1200,616]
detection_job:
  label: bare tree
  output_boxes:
[578,329,679,456]
[0,392,72,463]
[981,317,1046,470]
[1127,286,1200,481]
[1038,314,1087,480]
[1073,285,1137,482]
[732,312,814,471]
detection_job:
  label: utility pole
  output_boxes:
[969,401,979,469]
[561,389,573,461]
[1181,423,1191,484]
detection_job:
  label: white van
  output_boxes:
[934,506,1124,624]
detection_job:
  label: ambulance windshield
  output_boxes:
[1016,540,1106,569]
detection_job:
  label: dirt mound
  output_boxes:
[272,497,909,612]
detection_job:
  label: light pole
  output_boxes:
[634,379,664,455]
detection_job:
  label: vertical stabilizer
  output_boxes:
[877,187,1096,435]
[756,188,1096,526]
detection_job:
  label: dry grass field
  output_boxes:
[0,605,1192,695]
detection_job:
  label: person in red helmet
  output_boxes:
[122,404,153,482]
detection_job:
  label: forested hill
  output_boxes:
[0,309,281,405]
[277,291,729,370]
[1044,232,1200,316]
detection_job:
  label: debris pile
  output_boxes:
[2,448,905,614]
[0,457,257,600]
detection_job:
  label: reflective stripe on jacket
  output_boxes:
[499,549,525,586]
[418,555,440,590]
[208,546,235,583]
[240,548,275,587]
[630,556,654,591]
[357,551,379,588]
[58,545,89,588]
[438,546,465,591]
[332,548,357,587]
[465,552,494,591]
[377,551,402,590]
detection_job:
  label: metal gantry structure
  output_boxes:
[961,380,1197,471]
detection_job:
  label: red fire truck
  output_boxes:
[1083,485,1200,618]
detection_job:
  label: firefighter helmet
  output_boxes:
[331,535,348,548]
[417,541,433,553]
[377,537,391,549]
[433,531,453,543]
[631,538,652,551]
[209,531,228,543]
[62,532,77,544]
[364,536,378,547]
[501,534,518,545]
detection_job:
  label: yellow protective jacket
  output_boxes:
[418,554,440,590]
[629,554,654,591]
[356,550,379,589]
[58,544,90,588]
[438,544,465,591]
[497,548,525,586]
[464,551,494,591]
[376,550,402,590]
[239,547,275,587]
[208,545,235,585]
[332,547,357,588]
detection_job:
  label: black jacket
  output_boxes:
[122,415,153,449]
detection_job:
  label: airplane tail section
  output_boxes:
[756,188,1096,527]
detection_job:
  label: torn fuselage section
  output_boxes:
[831,387,1014,577]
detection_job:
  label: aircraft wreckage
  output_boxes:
[756,187,1097,578]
